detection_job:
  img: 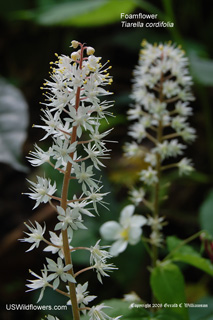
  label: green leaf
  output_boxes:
[80,299,150,320]
[134,0,165,21]
[150,262,189,320]
[155,309,185,320]
[190,53,213,86]
[33,0,137,26]
[199,190,213,237]
[0,78,28,172]
[188,296,213,320]
[36,0,106,26]
[166,236,213,276]
[62,0,137,27]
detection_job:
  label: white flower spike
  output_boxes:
[22,40,119,320]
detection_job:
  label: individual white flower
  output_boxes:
[168,139,186,157]
[25,176,57,209]
[153,141,170,161]
[27,144,52,167]
[171,116,187,132]
[90,240,112,265]
[146,216,165,231]
[139,167,158,186]
[55,206,86,237]
[144,153,157,166]
[68,195,94,217]
[73,162,98,191]
[20,221,46,252]
[175,101,192,116]
[128,121,146,143]
[85,186,110,214]
[123,291,141,302]
[52,138,77,168]
[88,304,121,320]
[177,158,194,176]
[128,187,145,206]
[89,126,113,152]
[83,143,110,170]
[162,80,180,98]
[123,141,143,158]
[67,282,96,313]
[93,260,117,283]
[43,231,66,259]
[180,126,196,143]
[127,104,142,120]
[66,105,94,138]
[26,267,51,302]
[46,257,76,289]
[150,101,167,117]
[100,205,147,256]
[34,109,62,140]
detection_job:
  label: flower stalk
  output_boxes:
[100,40,196,305]
[22,40,120,320]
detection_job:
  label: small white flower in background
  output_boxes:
[88,303,122,320]
[100,205,147,256]
[178,157,194,176]
[123,141,143,158]
[128,187,145,206]
[139,167,158,186]
[123,291,141,302]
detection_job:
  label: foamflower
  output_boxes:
[100,205,147,256]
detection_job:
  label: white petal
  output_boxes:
[130,215,147,227]
[110,240,128,256]
[128,227,142,245]
[120,205,135,224]
[100,221,121,241]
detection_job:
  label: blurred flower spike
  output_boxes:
[100,40,195,256]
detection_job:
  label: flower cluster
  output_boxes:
[101,40,195,254]
[22,40,119,320]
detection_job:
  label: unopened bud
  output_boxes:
[71,40,79,49]
[71,51,80,61]
[87,46,95,56]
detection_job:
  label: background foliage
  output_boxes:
[0,0,213,319]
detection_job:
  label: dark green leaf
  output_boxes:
[166,236,213,276]
[190,53,213,86]
[36,0,106,26]
[155,309,185,320]
[150,262,189,320]
[199,190,213,237]
[62,0,137,27]
[188,296,213,320]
